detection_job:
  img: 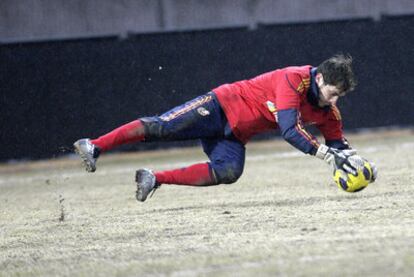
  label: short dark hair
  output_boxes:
[317,54,357,93]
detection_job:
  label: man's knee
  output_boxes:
[211,161,244,184]
[140,117,169,140]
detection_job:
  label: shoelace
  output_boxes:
[79,153,93,169]
[149,183,161,198]
[75,151,89,165]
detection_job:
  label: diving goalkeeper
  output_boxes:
[74,54,377,201]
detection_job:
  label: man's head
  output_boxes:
[316,54,356,107]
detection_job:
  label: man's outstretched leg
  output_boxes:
[74,120,145,172]
[135,138,245,202]
[74,93,223,172]
[135,163,216,201]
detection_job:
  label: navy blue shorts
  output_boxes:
[141,92,245,184]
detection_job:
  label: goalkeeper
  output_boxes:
[74,54,377,202]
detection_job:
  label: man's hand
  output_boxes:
[315,144,357,175]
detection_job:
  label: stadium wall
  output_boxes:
[1,0,414,42]
[1,15,413,161]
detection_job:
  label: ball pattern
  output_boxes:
[333,156,373,193]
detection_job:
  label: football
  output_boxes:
[333,155,374,192]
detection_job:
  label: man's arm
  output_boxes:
[275,73,359,175]
[275,70,320,155]
[278,108,357,176]
[277,108,320,155]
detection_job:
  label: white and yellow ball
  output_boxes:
[333,155,374,192]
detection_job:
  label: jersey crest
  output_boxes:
[266,101,278,122]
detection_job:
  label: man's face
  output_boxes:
[316,73,345,107]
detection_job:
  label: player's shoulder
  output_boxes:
[282,65,313,75]
[282,65,313,95]
[327,104,342,121]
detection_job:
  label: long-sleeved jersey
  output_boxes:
[213,65,349,155]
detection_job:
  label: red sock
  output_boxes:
[154,163,217,186]
[91,120,145,151]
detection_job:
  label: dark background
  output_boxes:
[1,15,413,161]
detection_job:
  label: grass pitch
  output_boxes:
[1,129,414,276]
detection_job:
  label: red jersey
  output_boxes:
[213,65,346,153]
